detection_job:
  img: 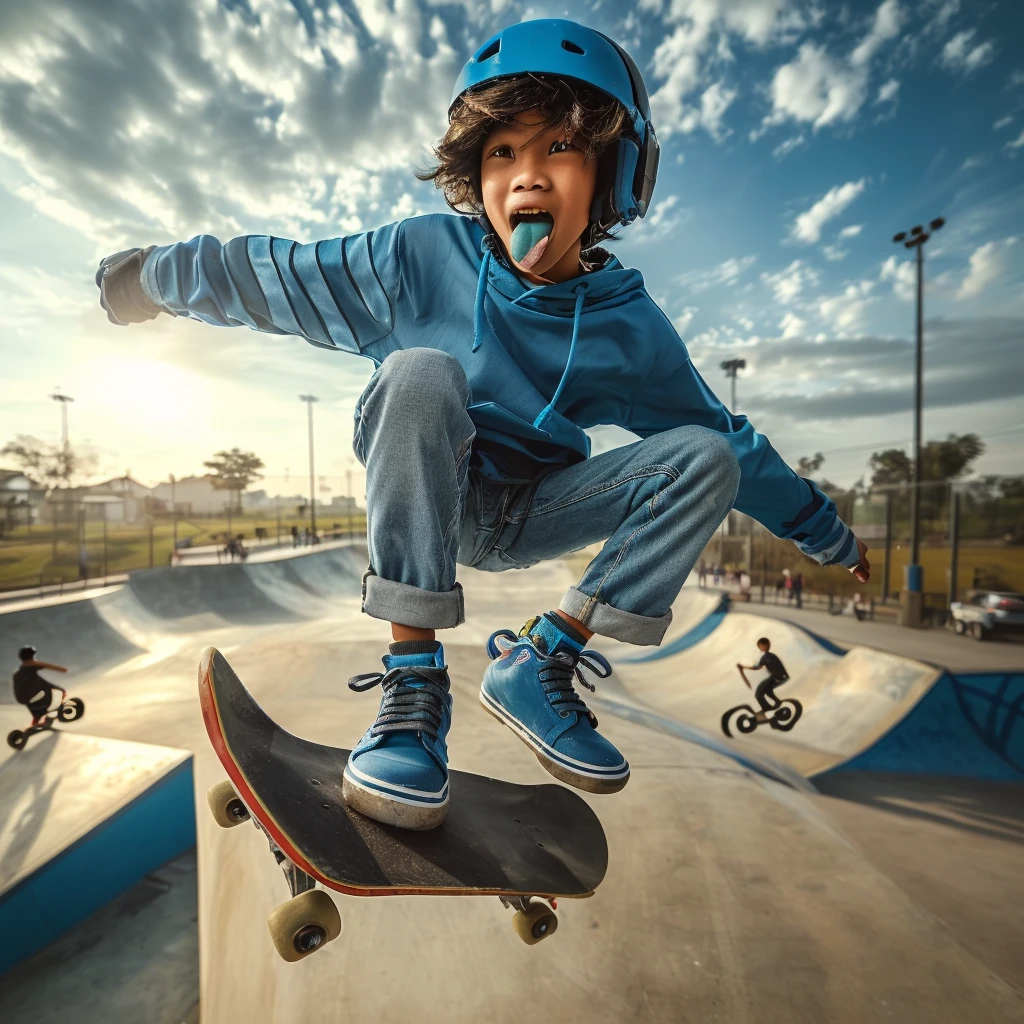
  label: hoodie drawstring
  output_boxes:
[533,283,587,430]
[472,249,492,353]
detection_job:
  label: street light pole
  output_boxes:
[891,216,944,627]
[719,359,746,412]
[299,395,319,541]
[49,388,74,448]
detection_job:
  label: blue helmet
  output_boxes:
[450,19,660,230]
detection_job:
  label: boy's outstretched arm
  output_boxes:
[629,357,870,580]
[96,223,404,357]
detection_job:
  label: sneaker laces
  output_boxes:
[487,628,612,725]
[347,665,450,740]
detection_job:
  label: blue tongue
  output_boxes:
[510,219,552,263]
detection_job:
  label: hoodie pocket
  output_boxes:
[466,402,553,440]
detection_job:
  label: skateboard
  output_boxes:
[198,648,608,962]
[6,696,85,750]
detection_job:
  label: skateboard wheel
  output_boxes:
[7,730,26,751]
[267,889,342,962]
[736,713,758,735]
[512,902,558,945]
[207,780,250,828]
[58,698,85,723]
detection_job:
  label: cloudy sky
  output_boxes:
[1,0,1022,496]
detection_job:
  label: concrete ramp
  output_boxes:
[194,643,1024,1023]
[0,732,195,973]
[610,592,1024,783]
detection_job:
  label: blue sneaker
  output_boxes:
[480,613,630,794]
[342,641,452,829]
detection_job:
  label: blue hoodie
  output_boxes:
[141,213,858,568]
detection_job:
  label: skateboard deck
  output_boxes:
[198,648,608,900]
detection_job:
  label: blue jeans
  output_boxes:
[354,349,740,647]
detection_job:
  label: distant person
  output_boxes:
[291,525,300,549]
[12,646,68,727]
[737,638,790,723]
[739,571,751,597]
[775,575,785,603]
[698,560,707,588]
[792,571,804,610]
[783,569,793,604]
[236,535,249,562]
[851,592,868,622]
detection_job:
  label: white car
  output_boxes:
[949,591,1024,641]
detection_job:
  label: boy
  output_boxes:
[12,646,68,727]
[737,637,789,723]
[96,19,869,830]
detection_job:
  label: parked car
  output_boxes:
[949,591,1024,641]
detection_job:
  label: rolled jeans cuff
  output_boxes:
[361,568,465,629]
[559,587,672,647]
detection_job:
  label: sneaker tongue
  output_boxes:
[510,218,552,265]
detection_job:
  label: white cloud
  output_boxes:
[838,224,864,239]
[822,244,848,261]
[960,153,989,171]
[628,194,687,242]
[940,29,995,74]
[956,238,1018,300]
[817,279,876,334]
[790,179,867,244]
[0,0,461,247]
[876,78,900,104]
[880,255,916,301]
[1005,130,1024,151]
[675,255,758,294]
[772,134,806,159]
[760,259,819,304]
[762,43,868,132]
[993,115,1014,130]
[673,305,699,334]
[850,0,903,68]
[778,311,806,338]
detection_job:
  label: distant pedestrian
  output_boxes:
[775,575,785,603]
[783,569,793,604]
[291,525,300,548]
[698,560,707,588]
[792,571,804,609]
[739,571,751,597]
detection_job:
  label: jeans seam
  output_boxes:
[442,435,475,569]
[590,494,659,604]
[505,464,679,524]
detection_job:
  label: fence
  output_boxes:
[0,498,367,595]
[700,476,1024,617]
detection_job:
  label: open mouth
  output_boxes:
[509,209,555,270]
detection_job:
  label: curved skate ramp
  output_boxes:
[0,545,367,691]
[608,591,1024,783]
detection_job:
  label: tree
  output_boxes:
[203,448,265,512]
[796,452,825,477]
[870,433,985,488]
[1,434,95,488]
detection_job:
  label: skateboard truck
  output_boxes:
[207,779,342,962]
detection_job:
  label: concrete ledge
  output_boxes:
[0,733,195,974]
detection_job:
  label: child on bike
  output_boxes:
[738,637,790,723]
[12,646,68,727]
[95,19,869,830]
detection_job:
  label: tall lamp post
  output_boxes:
[719,358,746,412]
[49,388,74,448]
[891,216,944,627]
[299,395,319,541]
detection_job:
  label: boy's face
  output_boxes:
[479,109,598,285]
[757,641,769,652]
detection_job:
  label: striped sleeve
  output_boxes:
[140,222,402,354]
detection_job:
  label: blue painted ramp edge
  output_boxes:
[0,757,196,975]
[821,672,1024,782]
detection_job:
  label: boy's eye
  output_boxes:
[549,139,575,154]
[489,145,514,159]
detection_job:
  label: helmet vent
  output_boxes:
[561,39,585,55]
[476,39,500,62]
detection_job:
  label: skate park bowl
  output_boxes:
[1,542,1022,1023]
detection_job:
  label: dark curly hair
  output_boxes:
[418,73,634,248]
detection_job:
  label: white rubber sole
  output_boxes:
[341,768,449,830]
[480,691,630,795]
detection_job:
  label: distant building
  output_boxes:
[60,476,154,523]
[151,475,232,516]
[0,468,45,527]
[329,495,357,513]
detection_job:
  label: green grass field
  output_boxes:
[0,510,367,591]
